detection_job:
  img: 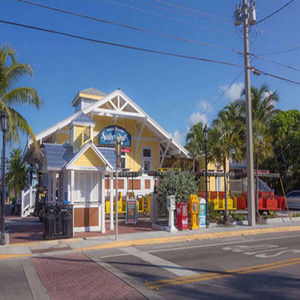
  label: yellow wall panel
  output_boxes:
[74,148,105,167]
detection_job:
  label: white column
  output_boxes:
[70,170,74,203]
[52,172,56,203]
[101,172,106,233]
[109,173,114,230]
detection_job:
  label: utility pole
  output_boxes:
[234,0,256,226]
[115,136,121,240]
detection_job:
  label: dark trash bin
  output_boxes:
[43,205,56,240]
[43,204,73,240]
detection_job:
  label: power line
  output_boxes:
[201,71,243,116]
[151,0,232,24]
[103,0,236,37]
[18,0,242,54]
[0,19,242,68]
[18,0,300,73]
[256,0,294,25]
[251,66,300,86]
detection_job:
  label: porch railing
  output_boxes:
[20,186,37,217]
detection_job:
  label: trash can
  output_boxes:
[61,204,73,238]
[43,205,56,240]
[176,203,188,230]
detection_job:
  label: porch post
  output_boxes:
[110,172,114,230]
[101,172,106,233]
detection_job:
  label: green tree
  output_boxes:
[240,86,278,203]
[158,170,197,215]
[6,148,28,200]
[209,101,243,222]
[0,46,42,145]
[267,109,300,192]
[185,122,205,173]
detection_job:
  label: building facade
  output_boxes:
[25,88,188,232]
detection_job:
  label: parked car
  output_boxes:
[286,190,300,209]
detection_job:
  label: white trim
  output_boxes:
[73,226,100,232]
[29,89,189,158]
[135,118,146,158]
[159,139,171,168]
[70,166,106,172]
[65,142,113,171]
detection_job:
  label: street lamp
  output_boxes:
[203,124,209,228]
[0,110,8,245]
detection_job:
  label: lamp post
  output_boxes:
[203,124,209,228]
[0,110,8,245]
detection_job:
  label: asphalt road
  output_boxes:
[87,232,300,299]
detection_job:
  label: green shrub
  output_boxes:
[158,170,197,215]
[231,213,245,222]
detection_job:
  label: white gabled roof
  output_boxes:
[29,89,188,158]
[65,142,113,170]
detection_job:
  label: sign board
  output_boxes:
[126,197,138,224]
[199,198,206,228]
[167,195,176,210]
[99,125,131,147]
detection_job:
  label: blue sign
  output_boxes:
[99,126,131,147]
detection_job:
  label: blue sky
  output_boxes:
[1,0,300,151]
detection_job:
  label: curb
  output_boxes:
[75,225,300,252]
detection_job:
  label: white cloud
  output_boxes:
[221,82,244,102]
[196,100,212,113]
[188,112,208,126]
[171,130,185,145]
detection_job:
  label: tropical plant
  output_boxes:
[239,86,278,203]
[185,122,205,173]
[0,46,42,146]
[6,148,28,200]
[209,101,243,223]
[158,170,197,215]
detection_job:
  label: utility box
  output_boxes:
[189,195,199,230]
[176,203,188,230]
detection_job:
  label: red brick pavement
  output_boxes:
[75,221,155,239]
[31,253,146,300]
[8,218,156,244]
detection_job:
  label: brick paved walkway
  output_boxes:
[8,217,156,244]
[31,253,146,300]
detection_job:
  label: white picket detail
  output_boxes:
[20,186,37,217]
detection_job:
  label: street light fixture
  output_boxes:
[0,110,8,245]
[203,124,209,228]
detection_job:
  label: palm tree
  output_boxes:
[0,46,42,146]
[185,122,205,174]
[6,148,28,202]
[209,101,243,223]
[240,86,278,213]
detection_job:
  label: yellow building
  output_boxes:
[25,88,188,232]
[198,155,230,192]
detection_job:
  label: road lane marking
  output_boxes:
[256,249,300,258]
[144,257,300,289]
[121,247,198,278]
[244,247,288,255]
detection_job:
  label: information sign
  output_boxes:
[126,197,138,224]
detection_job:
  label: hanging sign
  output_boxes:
[99,126,131,147]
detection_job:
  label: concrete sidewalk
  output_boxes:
[1,219,300,260]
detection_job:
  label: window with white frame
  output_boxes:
[120,152,126,169]
[142,147,152,173]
